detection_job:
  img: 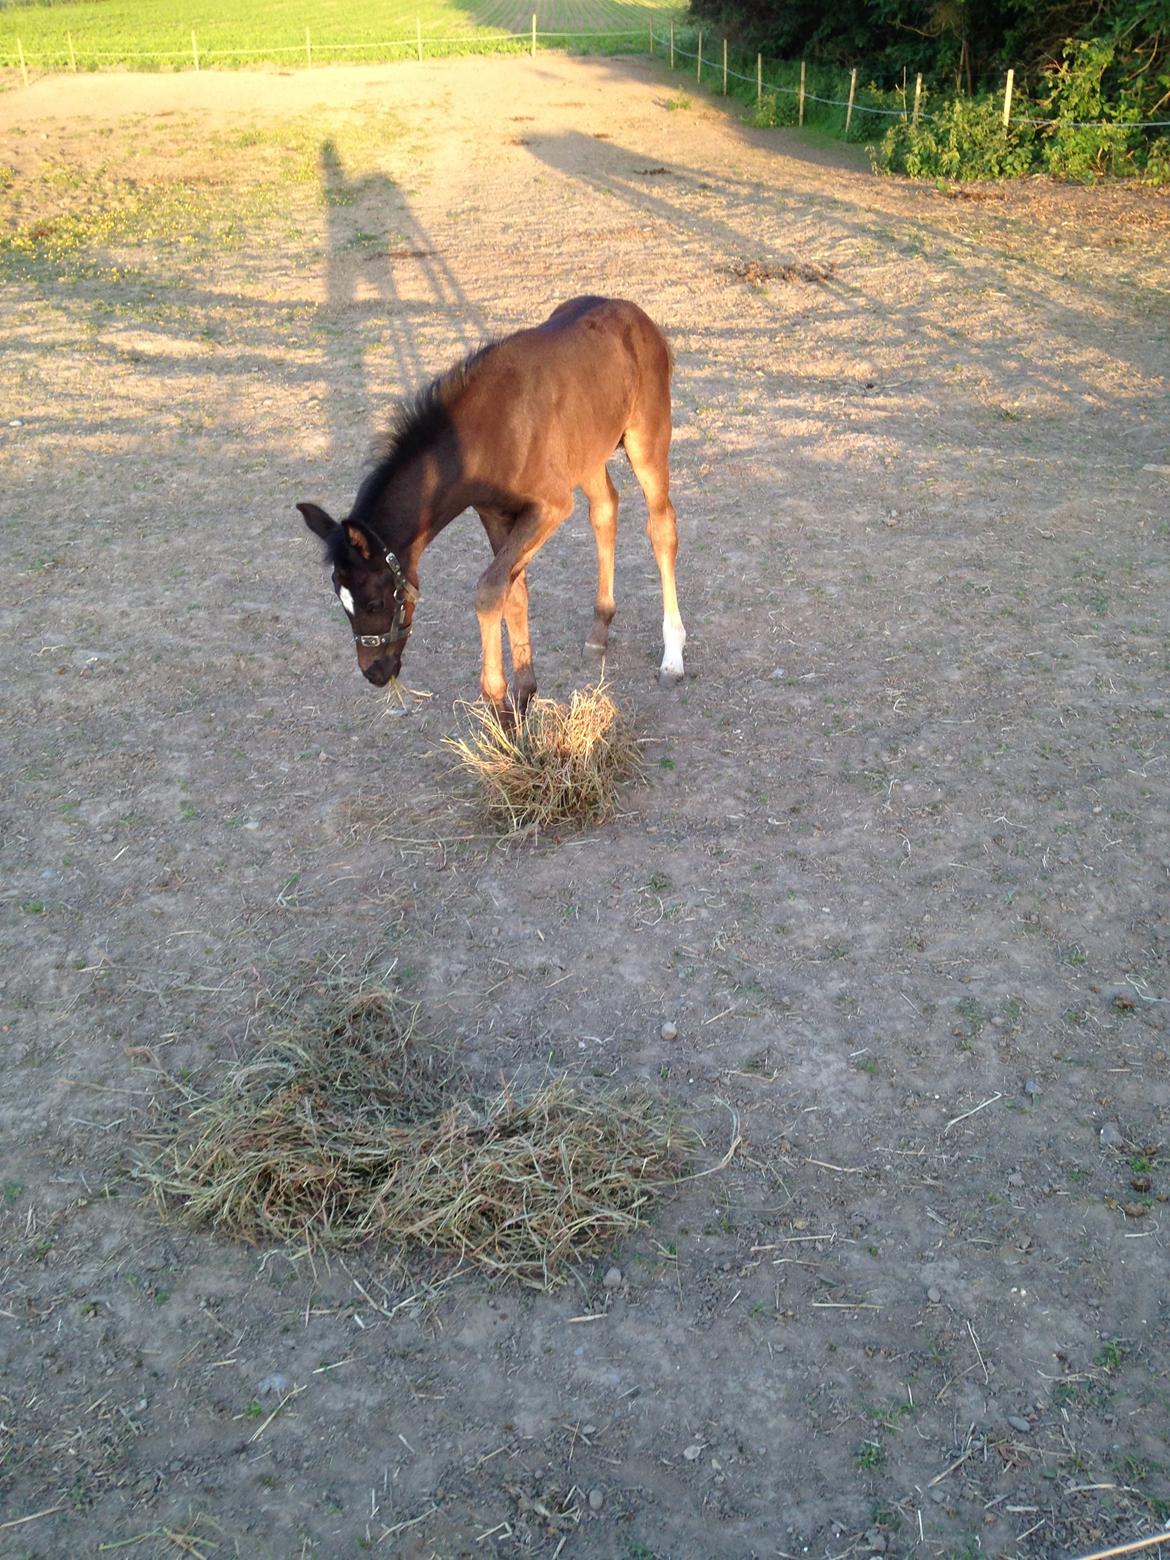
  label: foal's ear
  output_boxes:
[297,501,336,541]
[342,522,376,562]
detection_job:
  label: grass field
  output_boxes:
[0,0,679,71]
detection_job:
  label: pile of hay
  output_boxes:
[141,975,680,1289]
[445,684,642,836]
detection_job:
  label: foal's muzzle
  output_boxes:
[358,648,402,686]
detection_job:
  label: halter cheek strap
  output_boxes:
[352,550,420,652]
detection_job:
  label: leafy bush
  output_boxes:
[870,39,1169,184]
[745,88,798,128]
[1142,136,1170,184]
[1036,41,1148,181]
[872,95,1036,180]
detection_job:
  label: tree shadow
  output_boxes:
[317,136,487,461]
[521,125,1163,429]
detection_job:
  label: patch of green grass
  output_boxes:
[944,1541,983,1560]
[866,1401,913,1431]
[1114,1452,1151,1482]
[0,0,678,72]
[0,107,410,282]
[855,1440,885,1469]
[955,994,986,1035]
[1096,1339,1127,1373]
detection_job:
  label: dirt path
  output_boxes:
[2,52,1169,1560]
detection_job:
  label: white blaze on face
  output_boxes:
[338,586,356,617]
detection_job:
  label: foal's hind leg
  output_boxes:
[623,427,686,686]
[581,464,619,657]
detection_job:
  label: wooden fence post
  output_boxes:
[191,30,199,71]
[757,52,762,103]
[722,37,727,94]
[845,66,857,134]
[531,14,536,58]
[912,72,922,125]
[68,31,77,71]
[417,18,423,61]
[798,59,805,124]
[1002,68,1014,127]
[697,31,702,84]
[17,37,28,87]
[649,21,653,55]
[669,23,674,69]
[305,27,312,67]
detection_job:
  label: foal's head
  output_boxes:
[297,503,419,687]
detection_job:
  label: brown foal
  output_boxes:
[298,296,686,710]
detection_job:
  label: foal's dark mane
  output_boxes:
[339,339,502,548]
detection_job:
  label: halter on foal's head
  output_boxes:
[297,503,420,687]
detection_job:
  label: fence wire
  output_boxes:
[3,22,1169,132]
[674,44,929,120]
[0,26,646,69]
[671,36,1170,131]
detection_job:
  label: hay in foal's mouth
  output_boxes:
[445,684,643,836]
[141,972,680,1289]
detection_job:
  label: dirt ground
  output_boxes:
[2,50,1169,1560]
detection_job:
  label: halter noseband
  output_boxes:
[352,549,420,652]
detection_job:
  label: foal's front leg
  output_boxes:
[501,568,537,714]
[475,500,568,713]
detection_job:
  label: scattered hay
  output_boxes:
[445,684,643,837]
[726,257,837,286]
[140,972,681,1289]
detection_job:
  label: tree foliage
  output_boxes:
[687,0,1170,109]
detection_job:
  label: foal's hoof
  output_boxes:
[657,664,685,689]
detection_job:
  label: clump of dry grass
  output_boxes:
[445,683,642,836]
[140,970,681,1289]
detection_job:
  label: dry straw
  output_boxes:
[444,683,642,836]
[140,970,682,1289]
